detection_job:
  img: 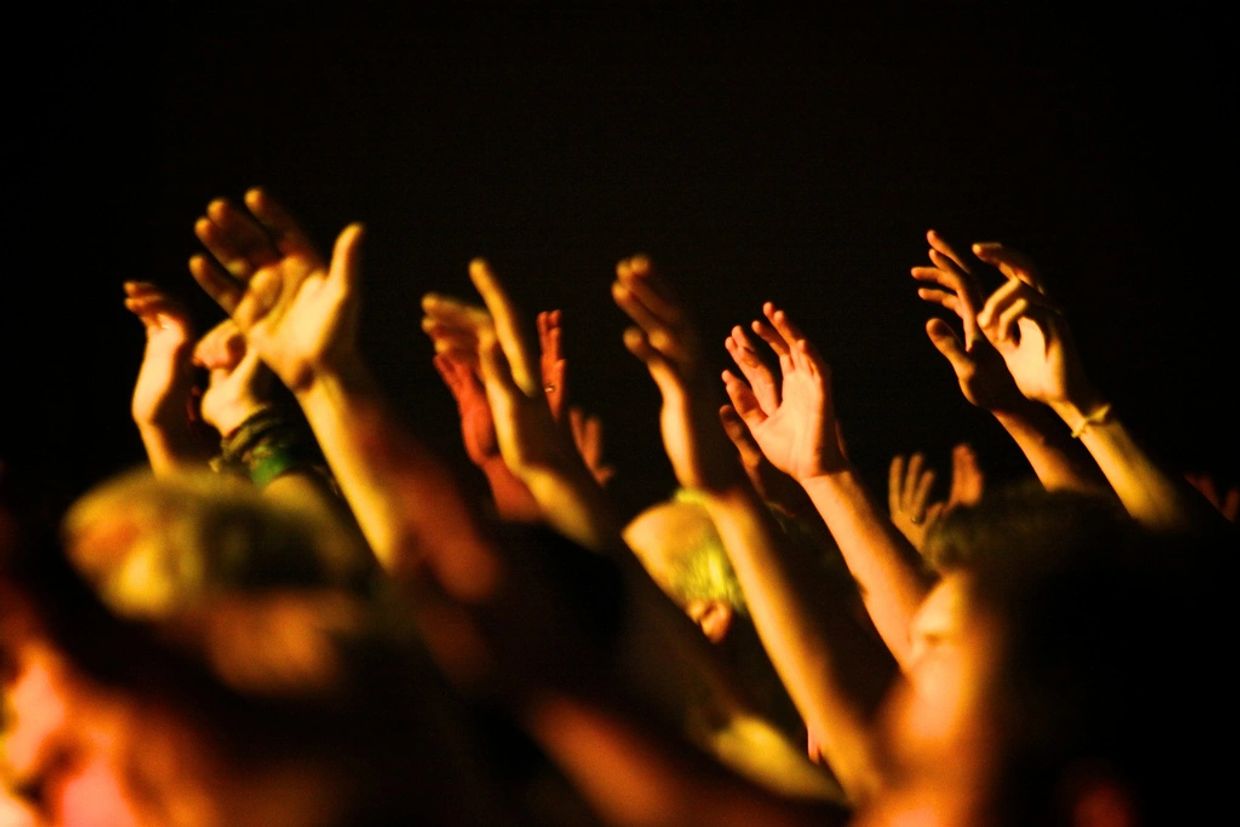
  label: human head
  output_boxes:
[622,489,746,643]
[60,468,369,618]
[877,486,1231,825]
[3,476,502,826]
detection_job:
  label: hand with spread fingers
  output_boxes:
[972,242,1101,414]
[721,303,846,483]
[968,241,1222,531]
[888,444,984,554]
[188,188,366,394]
[887,452,942,552]
[911,230,1110,495]
[911,230,1027,413]
[718,402,813,518]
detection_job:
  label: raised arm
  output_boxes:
[973,240,1222,532]
[187,189,500,592]
[614,256,887,803]
[431,349,541,522]
[185,190,845,820]
[722,303,930,670]
[123,281,212,474]
[911,229,1105,493]
[422,264,620,552]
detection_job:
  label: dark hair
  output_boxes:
[945,488,1234,824]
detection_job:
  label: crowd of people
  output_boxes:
[2,188,1234,826]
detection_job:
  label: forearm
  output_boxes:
[1054,401,1218,531]
[522,689,848,827]
[798,468,930,670]
[991,402,1107,493]
[702,481,884,804]
[478,457,542,522]
[520,461,624,553]
[295,362,499,595]
[135,420,211,476]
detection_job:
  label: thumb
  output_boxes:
[926,318,972,373]
[329,223,366,293]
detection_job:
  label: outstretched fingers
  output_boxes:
[972,241,1044,290]
[189,253,246,316]
[616,254,682,326]
[926,229,972,275]
[197,198,280,279]
[911,267,964,315]
[469,259,539,396]
[721,369,767,430]
[243,187,319,260]
[725,325,780,412]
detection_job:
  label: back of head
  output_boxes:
[938,486,1233,824]
[61,467,371,617]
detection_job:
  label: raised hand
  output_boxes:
[537,309,567,421]
[568,406,616,487]
[189,188,365,394]
[911,230,1026,413]
[888,444,984,554]
[193,319,277,438]
[432,350,500,467]
[721,304,845,482]
[887,452,941,552]
[124,281,198,430]
[973,242,1101,415]
[424,263,575,480]
[612,255,738,491]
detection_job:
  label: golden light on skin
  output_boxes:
[862,573,1002,827]
[1,642,143,826]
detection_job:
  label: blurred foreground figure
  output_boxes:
[864,487,1232,826]
[1,473,513,827]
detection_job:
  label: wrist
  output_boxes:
[1050,394,1112,438]
[213,406,324,488]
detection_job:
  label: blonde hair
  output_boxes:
[62,467,368,618]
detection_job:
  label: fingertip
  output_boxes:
[629,254,651,275]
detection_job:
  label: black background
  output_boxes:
[7,1,1237,519]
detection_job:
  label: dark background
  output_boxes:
[7,1,1237,519]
